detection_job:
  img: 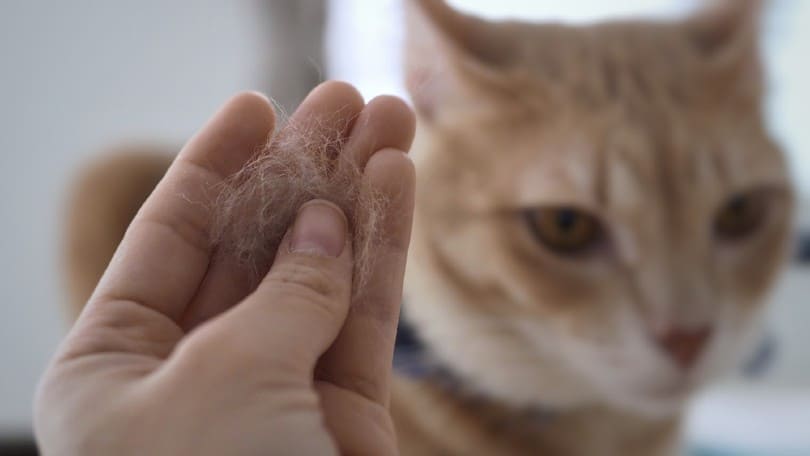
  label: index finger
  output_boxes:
[315,148,416,405]
[87,92,275,323]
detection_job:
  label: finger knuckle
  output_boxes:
[170,327,227,372]
[175,325,304,378]
[265,259,349,302]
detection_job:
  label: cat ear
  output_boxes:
[684,0,765,100]
[403,0,515,121]
[687,0,763,53]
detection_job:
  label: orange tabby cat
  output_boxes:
[392,0,793,454]
[64,0,794,454]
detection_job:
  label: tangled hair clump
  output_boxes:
[209,112,386,295]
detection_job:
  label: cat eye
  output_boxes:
[714,192,767,241]
[523,207,604,256]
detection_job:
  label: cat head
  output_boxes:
[403,0,794,418]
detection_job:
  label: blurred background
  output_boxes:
[0,0,807,454]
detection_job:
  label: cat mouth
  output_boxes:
[640,375,697,403]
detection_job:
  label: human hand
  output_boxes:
[35,82,416,455]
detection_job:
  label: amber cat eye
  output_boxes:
[524,207,603,255]
[714,192,767,240]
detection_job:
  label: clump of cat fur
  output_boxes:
[209,114,385,295]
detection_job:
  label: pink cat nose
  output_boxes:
[656,326,712,369]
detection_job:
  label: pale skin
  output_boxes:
[34,81,417,455]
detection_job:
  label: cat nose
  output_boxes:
[656,326,712,369]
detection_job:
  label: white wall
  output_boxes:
[0,0,262,434]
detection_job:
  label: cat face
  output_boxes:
[403,0,794,417]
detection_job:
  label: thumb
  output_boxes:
[202,200,353,374]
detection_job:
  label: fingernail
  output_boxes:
[289,200,347,257]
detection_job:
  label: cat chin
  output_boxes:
[594,358,710,419]
[613,396,688,420]
[601,383,692,419]
[482,373,691,419]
